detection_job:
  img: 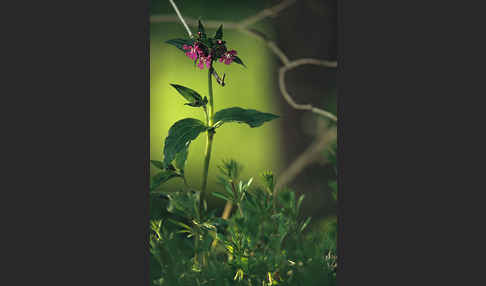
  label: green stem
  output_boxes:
[196,65,215,268]
[207,67,214,125]
[200,131,214,209]
[200,66,215,214]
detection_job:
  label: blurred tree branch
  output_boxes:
[275,125,337,192]
[168,0,193,38]
[156,0,338,192]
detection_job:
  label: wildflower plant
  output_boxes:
[155,20,279,212]
[149,20,337,286]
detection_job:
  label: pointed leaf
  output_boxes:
[300,217,312,232]
[198,19,206,39]
[233,56,246,68]
[150,160,165,170]
[246,177,254,189]
[214,24,223,40]
[150,170,180,191]
[176,229,192,235]
[165,38,195,52]
[174,144,189,171]
[167,218,192,231]
[170,84,207,107]
[214,107,279,128]
[163,118,208,168]
[297,194,306,213]
[212,191,231,201]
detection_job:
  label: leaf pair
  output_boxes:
[161,108,278,173]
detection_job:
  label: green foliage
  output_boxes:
[329,180,337,201]
[233,55,246,68]
[213,177,252,205]
[214,24,223,40]
[261,170,275,194]
[217,159,243,183]
[162,118,208,169]
[327,141,338,201]
[150,20,336,286]
[174,146,189,172]
[150,161,337,285]
[150,160,165,170]
[197,19,207,39]
[150,169,181,191]
[166,190,202,220]
[165,38,195,51]
[170,84,208,107]
[214,107,279,128]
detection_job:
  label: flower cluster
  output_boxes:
[182,33,237,70]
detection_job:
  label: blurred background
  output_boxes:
[150,0,337,223]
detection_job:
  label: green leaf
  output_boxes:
[165,38,195,51]
[233,56,246,68]
[261,170,275,191]
[153,278,164,286]
[163,118,208,168]
[167,218,192,232]
[213,107,279,128]
[218,159,243,181]
[300,217,312,232]
[174,144,189,171]
[150,170,180,191]
[297,194,305,214]
[198,19,206,39]
[212,191,231,201]
[224,184,235,198]
[170,84,207,107]
[150,160,165,170]
[166,191,200,219]
[214,24,223,40]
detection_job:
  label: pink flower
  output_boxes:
[183,44,199,60]
[219,50,237,65]
[197,54,212,70]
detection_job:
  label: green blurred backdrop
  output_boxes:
[150,0,284,205]
[149,1,338,281]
